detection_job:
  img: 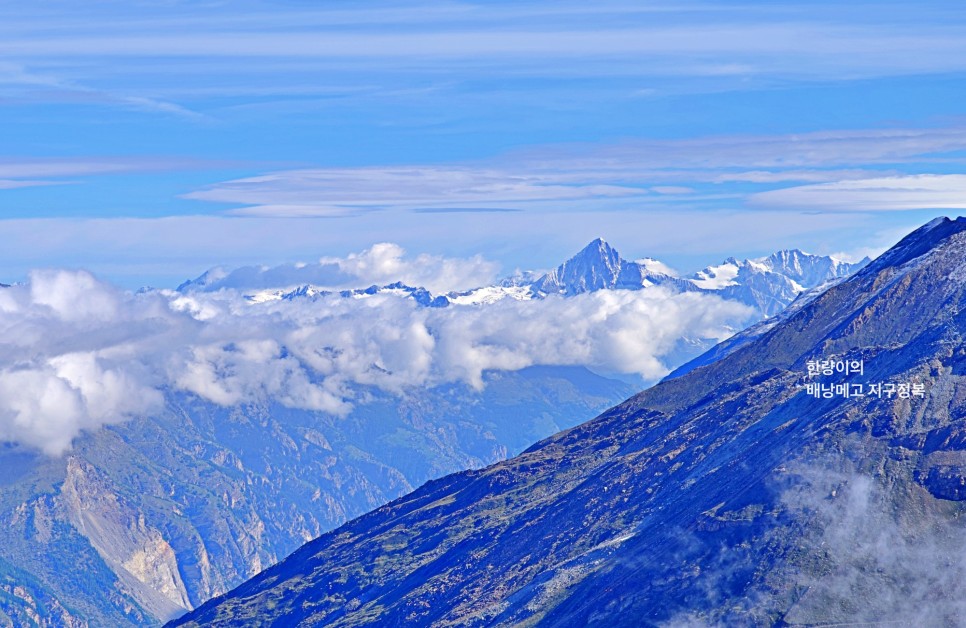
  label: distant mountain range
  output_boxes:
[0,240,868,626]
[171,217,966,626]
[180,238,868,319]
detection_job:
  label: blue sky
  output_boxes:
[3,0,966,288]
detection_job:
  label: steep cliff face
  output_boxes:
[171,217,966,627]
[60,458,191,619]
[0,367,632,625]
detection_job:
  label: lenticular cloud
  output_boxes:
[0,264,752,456]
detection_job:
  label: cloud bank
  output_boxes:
[190,242,500,295]
[0,257,752,456]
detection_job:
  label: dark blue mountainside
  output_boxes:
[172,217,966,626]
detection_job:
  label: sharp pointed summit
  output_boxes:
[531,238,622,295]
[532,238,681,296]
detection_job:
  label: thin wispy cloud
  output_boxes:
[184,126,966,216]
[0,179,71,190]
[2,2,966,113]
[186,167,645,216]
[515,127,966,171]
[2,12,963,69]
[750,174,966,211]
[0,159,166,178]
[708,169,898,184]
[0,60,206,119]
[0,157,231,191]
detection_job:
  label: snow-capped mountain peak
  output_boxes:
[690,260,741,289]
[531,238,681,296]
[634,257,679,277]
[532,238,623,295]
[176,239,870,321]
[757,248,868,286]
[687,249,869,316]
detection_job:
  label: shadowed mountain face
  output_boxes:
[171,217,966,627]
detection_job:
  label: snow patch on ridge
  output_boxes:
[690,263,740,289]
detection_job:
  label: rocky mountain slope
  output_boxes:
[172,217,966,626]
[0,368,632,626]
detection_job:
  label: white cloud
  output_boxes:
[0,156,216,190]
[0,369,87,457]
[5,8,966,84]
[750,174,966,211]
[187,242,500,294]
[30,269,120,322]
[0,272,166,455]
[325,243,499,294]
[0,266,753,456]
[173,340,350,414]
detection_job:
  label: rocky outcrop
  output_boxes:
[60,458,191,620]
